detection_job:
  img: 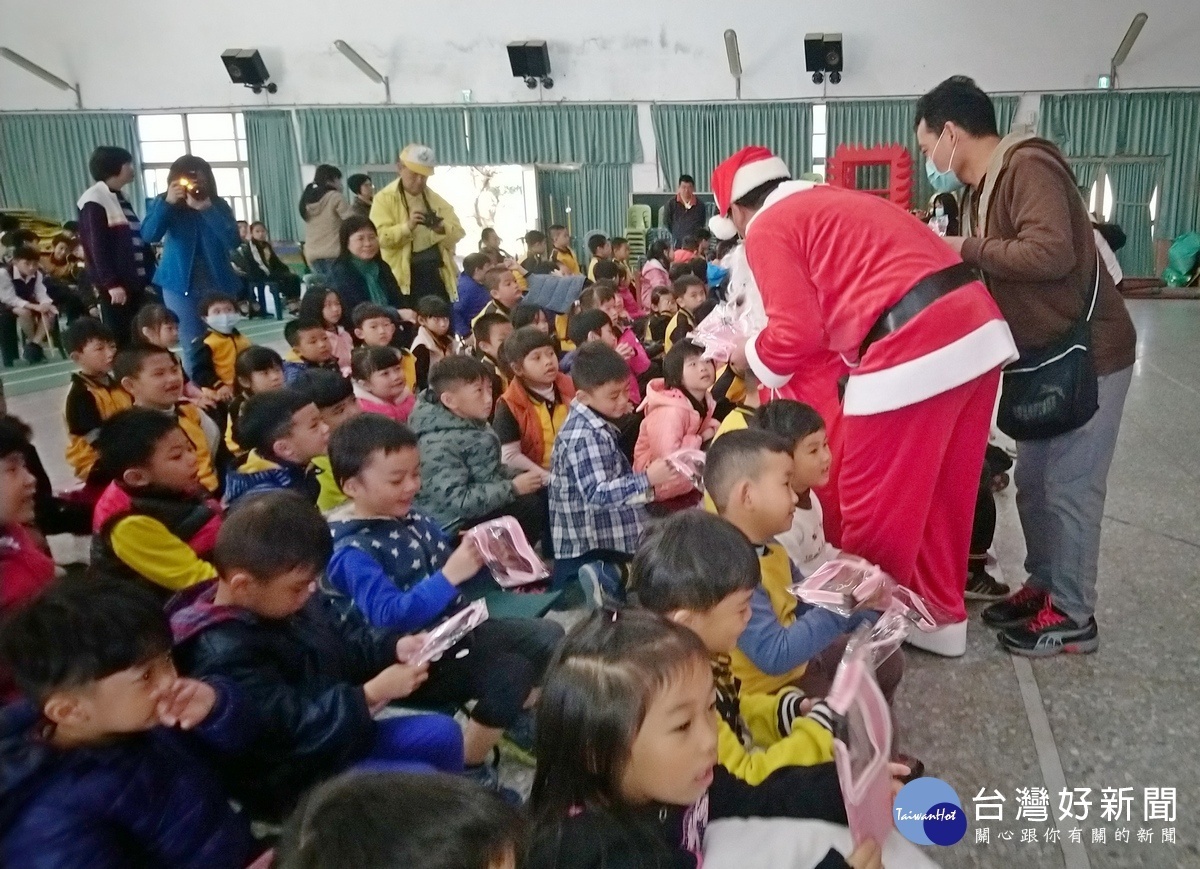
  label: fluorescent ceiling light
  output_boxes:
[0,47,81,107]
[334,40,390,102]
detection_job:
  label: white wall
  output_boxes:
[1,0,1198,111]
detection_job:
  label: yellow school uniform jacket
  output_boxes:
[193,330,252,391]
[313,455,347,512]
[64,373,133,480]
[176,403,220,494]
[106,512,219,592]
[471,299,513,331]
[664,308,696,352]
[713,656,834,785]
[729,545,810,694]
[550,247,581,276]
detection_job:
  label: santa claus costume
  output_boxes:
[712,147,1017,656]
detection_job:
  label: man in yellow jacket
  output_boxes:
[370,143,466,301]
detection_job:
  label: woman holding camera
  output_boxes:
[369,143,465,303]
[140,155,241,375]
[298,164,355,279]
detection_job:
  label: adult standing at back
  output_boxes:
[77,146,152,346]
[915,76,1136,658]
[662,174,707,247]
[299,164,354,278]
[370,144,465,303]
[346,174,374,220]
[140,156,240,376]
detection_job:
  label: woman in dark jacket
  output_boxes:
[326,215,414,332]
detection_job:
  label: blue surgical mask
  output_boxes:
[205,312,242,335]
[925,130,964,194]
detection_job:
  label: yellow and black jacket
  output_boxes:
[191,329,252,391]
[63,372,132,481]
[712,655,835,784]
[664,307,696,352]
[175,403,221,494]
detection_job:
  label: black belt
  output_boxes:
[859,263,977,358]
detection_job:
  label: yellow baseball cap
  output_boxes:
[399,143,436,176]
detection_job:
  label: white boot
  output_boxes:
[905,619,968,657]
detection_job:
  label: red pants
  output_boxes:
[839,370,1000,624]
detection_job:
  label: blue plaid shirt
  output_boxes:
[549,399,652,558]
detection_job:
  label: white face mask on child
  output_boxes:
[205,312,242,335]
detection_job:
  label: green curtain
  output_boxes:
[468,105,641,165]
[993,95,1020,137]
[651,102,813,191]
[1039,91,1200,240]
[244,110,303,242]
[536,165,631,263]
[297,107,470,166]
[1107,160,1163,276]
[1068,160,1101,194]
[0,112,142,221]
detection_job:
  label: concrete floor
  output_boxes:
[4,301,1197,868]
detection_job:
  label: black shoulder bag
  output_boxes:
[995,251,1100,441]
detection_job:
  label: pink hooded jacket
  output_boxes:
[633,378,718,501]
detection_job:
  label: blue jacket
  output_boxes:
[140,195,241,297]
[223,451,321,507]
[325,506,470,633]
[0,681,260,869]
[453,273,490,336]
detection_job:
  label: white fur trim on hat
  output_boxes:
[730,156,791,206]
[709,214,738,241]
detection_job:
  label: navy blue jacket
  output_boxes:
[168,581,402,819]
[0,680,260,869]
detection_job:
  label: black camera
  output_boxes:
[423,212,444,231]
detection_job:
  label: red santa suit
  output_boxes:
[711,148,1016,650]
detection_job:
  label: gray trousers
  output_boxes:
[1014,365,1132,623]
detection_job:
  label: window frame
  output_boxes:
[136,112,257,222]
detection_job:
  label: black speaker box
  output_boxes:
[823,34,843,73]
[507,41,550,78]
[803,34,825,73]
[222,49,270,86]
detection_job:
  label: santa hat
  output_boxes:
[708,146,792,240]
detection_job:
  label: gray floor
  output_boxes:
[6,301,1198,868]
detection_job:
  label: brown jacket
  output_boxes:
[961,138,1136,376]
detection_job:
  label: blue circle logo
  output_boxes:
[893,778,967,846]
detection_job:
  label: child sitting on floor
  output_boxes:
[114,345,223,495]
[62,317,131,484]
[634,340,718,506]
[453,252,492,338]
[493,326,573,477]
[277,771,526,869]
[527,609,893,869]
[226,345,285,461]
[90,408,222,599]
[298,287,353,375]
[0,575,265,869]
[548,342,681,600]
[325,414,564,791]
[352,346,416,423]
[666,274,708,351]
[592,281,651,399]
[283,316,341,384]
[409,356,546,538]
[287,368,362,513]
[410,296,456,391]
[471,312,514,407]
[132,303,214,411]
[223,389,329,506]
[168,492,464,821]
[190,293,251,404]
[474,266,524,325]
[645,286,676,347]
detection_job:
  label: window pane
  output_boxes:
[812,104,827,135]
[190,139,240,163]
[212,167,245,197]
[141,141,186,164]
[237,140,248,162]
[1102,176,1115,221]
[1149,186,1159,222]
[187,113,235,141]
[137,114,184,141]
[235,112,246,139]
[812,134,827,160]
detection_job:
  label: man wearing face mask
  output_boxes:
[915,76,1136,658]
[712,146,1017,658]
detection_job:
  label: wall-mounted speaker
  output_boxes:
[507,41,551,78]
[822,34,843,74]
[803,34,824,74]
[221,49,269,86]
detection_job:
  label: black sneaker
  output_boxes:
[998,599,1099,657]
[965,569,1011,602]
[981,584,1048,629]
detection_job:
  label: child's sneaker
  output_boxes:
[464,757,522,804]
[998,599,1099,658]
[965,568,1010,602]
[500,711,537,768]
[981,584,1047,628]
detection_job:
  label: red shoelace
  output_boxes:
[1026,598,1067,633]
